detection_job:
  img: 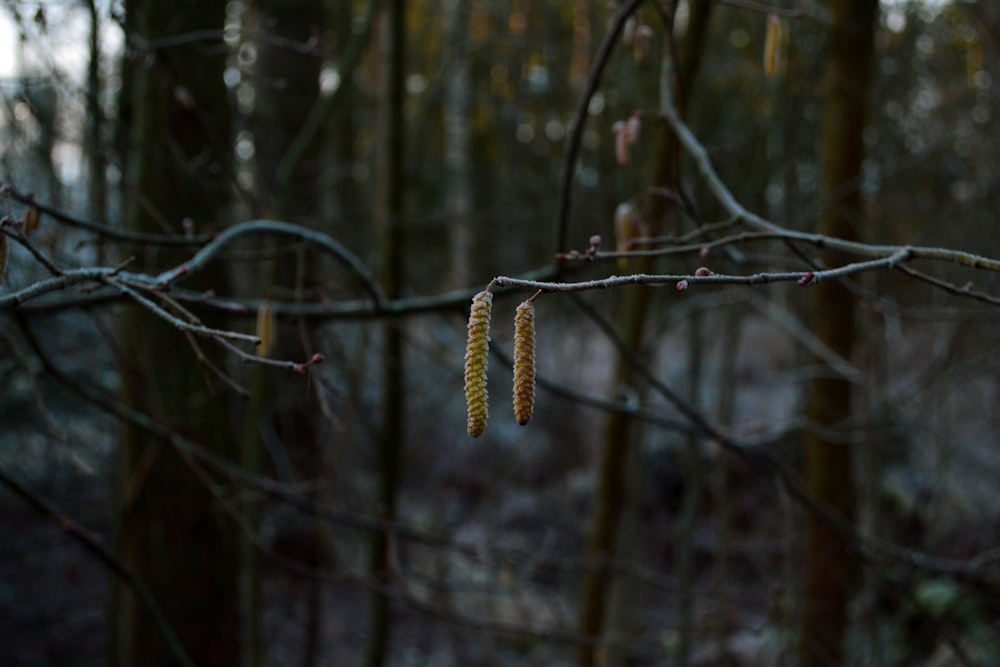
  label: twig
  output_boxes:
[553,0,647,257]
[111,280,261,344]
[214,334,324,374]
[4,183,208,247]
[182,329,251,399]
[1,225,64,276]
[895,263,1000,307]
[0,469,195,667]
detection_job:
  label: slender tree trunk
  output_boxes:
[798,2,878,666]
[86,0,106,237]
[249,4,329,665]
[577,5,713,666]
[114,2,240,666]
[443,0,471,289]
[366,3,406,666]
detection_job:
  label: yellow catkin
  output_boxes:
[256,300,275,359]
[614,200,645,272]
[23,206,41,236]
[464,290,492,437]
[763,15,783,78]
[512,300,536,426]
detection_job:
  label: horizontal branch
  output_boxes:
[0,267,120,307]
[580,230,1000,273]
[11,264,565,320]
[495,250,911,294]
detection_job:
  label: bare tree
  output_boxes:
[113,2,241,665]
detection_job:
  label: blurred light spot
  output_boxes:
[237,169,254,190]
[320,67,340,95]
[406,74,427,94]
[950,181,972,202]
[588,92,605,115]
[528,65,549,93]
[885,9,906,33]
[13,101,31,121]
[578,165,598,187]
[235,131,254,161]
[238,43,256,67]
[730,29,749,49]
[544,119,564,142]
[237,82,254,115]
[516,122,535,143]
[224,66,241,88]
[765,183,783,206]
[916,35,934,56]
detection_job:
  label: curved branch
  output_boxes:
[553,0,647,257]
[148,219,386,307]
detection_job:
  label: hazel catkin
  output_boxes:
[255,300,276,359]
[512,300,536,426]
[464,290,492,437]
[763,15,783,78]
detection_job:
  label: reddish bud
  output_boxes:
[589,234,602,247]
[676,280,689,292]
[624,116,641,144]
[699,247,709,258]
[798,271,815,286]
[310,353,325,365]
[695,267,712,277]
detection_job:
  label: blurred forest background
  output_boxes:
[1,0,999,666]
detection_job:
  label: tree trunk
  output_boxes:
[577,5,713,666]
[114,2,240,666]
[366,3,406,666]
[798,1,879,666]
[443,0,472,289]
